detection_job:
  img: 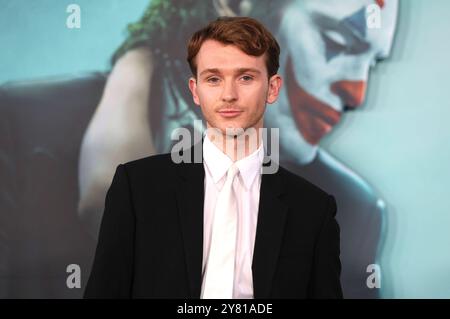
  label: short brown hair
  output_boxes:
[187,16,280,79]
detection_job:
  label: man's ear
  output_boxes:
[188,77,201,106]
[266,74,283,104]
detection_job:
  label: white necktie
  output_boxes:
[202,163,240,299]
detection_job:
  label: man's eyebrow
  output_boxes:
[199,68,220,77]
[235,68,261,74]
[199,68,261,77]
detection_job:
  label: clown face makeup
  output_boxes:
[265,0,398,163]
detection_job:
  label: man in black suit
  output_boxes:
[85,16,342,299]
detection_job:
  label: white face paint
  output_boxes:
[265,0,398,164]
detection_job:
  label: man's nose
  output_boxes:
[221,81,238,102]
[330,80,367,111]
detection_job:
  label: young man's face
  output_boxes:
[189,39,282,137]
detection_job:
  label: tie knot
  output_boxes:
[226,164,239,181]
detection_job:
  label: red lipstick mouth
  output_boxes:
[285,55,341,144]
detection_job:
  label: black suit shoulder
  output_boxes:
[123,152,175,171]
[120,152,180,183]
[278,164,333,198]
[114,153,184,210]
[277,164,337,218]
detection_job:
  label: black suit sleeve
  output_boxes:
[308,195,343,299]
[84,164,135,298]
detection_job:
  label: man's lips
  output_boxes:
[217,109,243,118]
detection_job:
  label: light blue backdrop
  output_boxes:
[322,0,450,299]
[0,0,149,82]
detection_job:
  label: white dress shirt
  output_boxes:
[201,133,265,299]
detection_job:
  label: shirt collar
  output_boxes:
[203,133,264,190]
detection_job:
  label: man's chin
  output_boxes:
[206,126,244,140]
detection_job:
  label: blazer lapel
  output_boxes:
[174,140,205,298]
[252,159,288,298]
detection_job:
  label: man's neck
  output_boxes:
[206,128,263,162]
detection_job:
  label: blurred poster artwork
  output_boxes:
[3,0,449,299]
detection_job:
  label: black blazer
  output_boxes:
[84,145,343,299]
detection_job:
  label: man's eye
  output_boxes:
[207,77,220,83]
[241,75,253,82]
